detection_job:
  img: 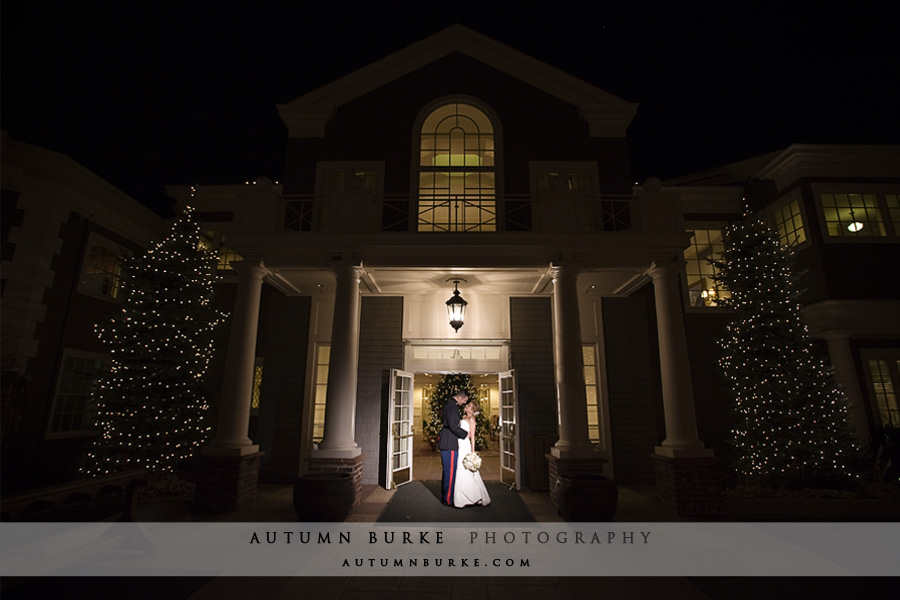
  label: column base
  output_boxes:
[652,453,723,518]
[191,451,264,513]
[547,454,608,511]
[307,453,364,508]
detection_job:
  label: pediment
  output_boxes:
[277,24,637,138]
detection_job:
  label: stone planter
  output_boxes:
[293,472,354,522]
[557,474,618,522]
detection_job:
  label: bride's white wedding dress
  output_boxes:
[454,419,491,508]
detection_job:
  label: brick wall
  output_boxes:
[255,289,310,482]
[355,296,404,486]
[509,297,557,490]
[602,286,665,484]
[191,452,263,512]
[547,455,607,510]
[653,455,723,517]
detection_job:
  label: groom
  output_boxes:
[438,389,470,506]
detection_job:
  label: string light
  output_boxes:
[82,206,227,477]
[714,206,859,487]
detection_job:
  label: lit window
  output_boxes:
[202,231,243,271]
[418,102,496,232]
[886,194,900,233]
[79,236,125,300]
[583,345,601,446]
[684,229,730,307]
[821,193,886,237]
[313,344,330,444]
[49,352,105,435]
[251,359,263,413]
[866,356,899,429]
[771,195,807,247]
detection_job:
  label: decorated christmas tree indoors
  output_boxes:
[714,213,859,489]
[423,373,488,451]
[83,207,227,492]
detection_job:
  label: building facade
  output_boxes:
[4,26,898,516]
[1,131,167,492]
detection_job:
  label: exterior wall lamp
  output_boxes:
[446,279,468,332]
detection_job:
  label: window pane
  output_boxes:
[821,193,886,237]
[685,229,730,307]
[418,102,496,232]
[868,359,899,428]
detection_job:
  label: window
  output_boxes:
[864,353,900,429]
[48,352,105,435]
[418,102,496,232]
[201,231,243,271]
[684,229,730,307]
[817,188,900,239]
[79,234,126,300]
[312,344,330,444]
[821,192,887,237]
[770,193,807,247]
[583,344,601,446]
[250,358,263,415]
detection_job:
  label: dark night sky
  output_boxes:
[3,2,898,216]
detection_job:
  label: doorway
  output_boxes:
[410,372,503,483]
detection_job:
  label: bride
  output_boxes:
[454,401,491,508]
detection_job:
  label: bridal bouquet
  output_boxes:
[462,452,482,472]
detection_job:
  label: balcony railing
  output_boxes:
[280,193,638,234]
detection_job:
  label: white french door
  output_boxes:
[498,369,521,490]
[386,369,414,489]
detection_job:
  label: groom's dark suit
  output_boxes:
[438,398,468,506]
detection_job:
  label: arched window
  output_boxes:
[418,102,496,232]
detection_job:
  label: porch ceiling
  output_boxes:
[265,265,649,297]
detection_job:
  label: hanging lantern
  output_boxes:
[446,280,468,332]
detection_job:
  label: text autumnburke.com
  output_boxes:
[248,530,653,545]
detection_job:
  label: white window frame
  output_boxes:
[78,232,128,302]
[861,349,900,430]
[682,223,731,312]
[46,349,106,438]
[812,184,900,243]
[414,99,500,233]
[766,189,811,250]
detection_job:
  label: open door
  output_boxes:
[499,369,521,490]
[386,369,414,489]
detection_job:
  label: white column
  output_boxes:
[205,261,266,456]
[823,333,872,446]
[315,264,363,458]
[549,265,595,458]
[648,262,712,457]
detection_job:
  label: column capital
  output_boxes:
[232,260,270,279]
[329,262,365,280]
[548,263,581,282]
[646,260,684,281]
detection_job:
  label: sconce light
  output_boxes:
[446,279,468,332]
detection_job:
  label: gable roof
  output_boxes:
[277,24,637,138]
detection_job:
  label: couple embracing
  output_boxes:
[438,389,492,508]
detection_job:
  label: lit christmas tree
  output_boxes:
[714,213,859,488]
[84,206,227,480]
[423,373,488,451]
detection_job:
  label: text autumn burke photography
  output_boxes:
[247,528,653,545]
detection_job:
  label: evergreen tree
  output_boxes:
[84,206,227,477]
[423,373,487,451]
[714,214,859,488]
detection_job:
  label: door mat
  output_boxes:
[376,480,535,523]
